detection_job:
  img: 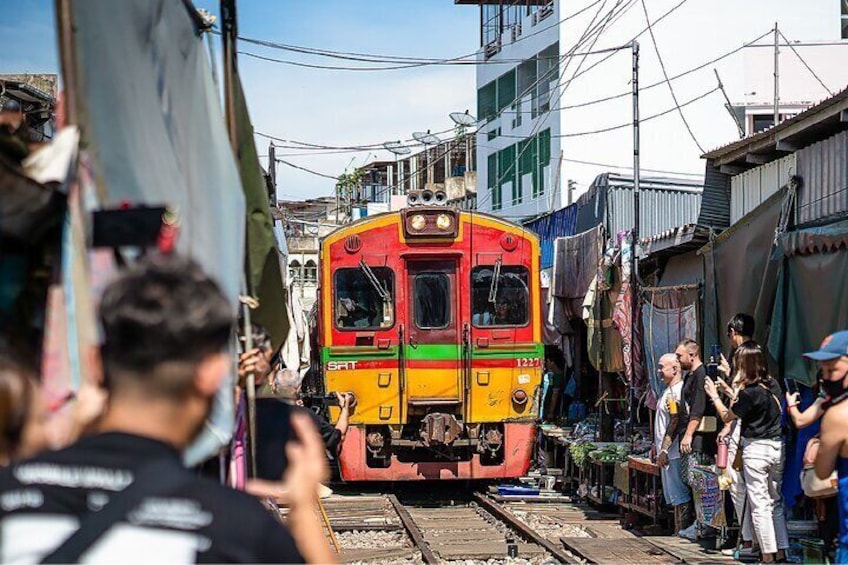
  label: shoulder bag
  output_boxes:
[800,436,838,499]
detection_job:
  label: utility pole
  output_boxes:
[774,22,780,127]
[268,141,277,206]
[567,179,576,205]
[627,39,641,444]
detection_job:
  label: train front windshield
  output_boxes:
[471,266,529,327]
[334,267,394,329]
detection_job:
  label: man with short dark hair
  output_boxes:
[0,254,332,563]
[675,338,718,539]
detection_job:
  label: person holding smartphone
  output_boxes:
[706,343,789,564]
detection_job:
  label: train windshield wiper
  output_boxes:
[359,259,390,303]
[487,257,502,304]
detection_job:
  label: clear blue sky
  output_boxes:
[0,0,478,200]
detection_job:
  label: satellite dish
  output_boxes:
[383,141,412,155]
[412,130,441,146]
[449,111,477,127]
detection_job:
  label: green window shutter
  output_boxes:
[488,152,500,210]
[478,81,497,123]
[496,69,516,113]
[497,145,516,206]
[537,129,551,196]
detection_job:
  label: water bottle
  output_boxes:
[716,438,729,469]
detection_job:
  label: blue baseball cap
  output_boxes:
[803,330,848,361]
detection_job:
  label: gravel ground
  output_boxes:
[507,509,592,540]
[336,530,410,549]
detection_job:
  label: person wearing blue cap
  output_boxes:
[0,98,31,162]
[808,330,848,563]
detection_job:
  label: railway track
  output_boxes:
[306,490,587,563]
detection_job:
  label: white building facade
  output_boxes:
[459,0,848,222]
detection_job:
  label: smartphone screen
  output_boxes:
[255,397,306,481]
[784,378,798,395]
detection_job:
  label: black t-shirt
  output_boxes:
[679,365,718,455]
[732,379,783,440]
[0,433,304,563]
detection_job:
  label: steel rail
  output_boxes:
[387,494,439,564]
[472,491,578,564]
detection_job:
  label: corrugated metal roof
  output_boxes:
[702,85,848,164]
[575,173,704,240]
[699,160,731,228]
[730,154,796,224]
[796,130,848,225]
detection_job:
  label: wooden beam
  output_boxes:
[776,140,799,152]
[720,165,747,176]
[745,153,771,165]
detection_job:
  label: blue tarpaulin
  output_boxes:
[524,205,578,269]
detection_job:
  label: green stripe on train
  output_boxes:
[321,343,543,363]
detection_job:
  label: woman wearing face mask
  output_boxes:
[807,331,848,564]
[705,343,789,563]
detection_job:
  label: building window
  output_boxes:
[478,80,497,124]
[842,0,848,39]
[289,260,302,282]
[498,145,517,206]
[304,260,317,282]
[488,153,501,210]
[536,128,551,197]
[751,114,775,133]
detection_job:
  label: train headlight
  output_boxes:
[410,214,426,231]
[435,213,453,231]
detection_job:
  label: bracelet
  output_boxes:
[710,396,720,403]
[787,403,799,409]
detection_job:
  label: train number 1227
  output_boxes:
[516,357,541,368]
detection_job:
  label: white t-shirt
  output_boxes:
[654,381,684,460]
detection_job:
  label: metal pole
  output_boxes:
[55,0,77,125]
[268,141,277,206]
[221,0,257,479]
[628,40,640,442]
[774,22,780,127]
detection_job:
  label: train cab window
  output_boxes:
[414,273,450,329]
[334,267,394,330]
[471,265,529,327]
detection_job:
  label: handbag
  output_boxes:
[800,436,838,499]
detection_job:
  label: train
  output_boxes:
[315,197,543,481]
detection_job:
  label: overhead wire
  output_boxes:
[278,0,631,199]
[639,0,705,153]
[226,0,606,70]
[476,0,636,210]
[777,28,835,97]
[258,27,774,157]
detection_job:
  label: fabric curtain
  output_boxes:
[612,232,646,391]
[551,225,603,319]
[642,288,699,409]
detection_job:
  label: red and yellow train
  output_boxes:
[317,204,542,480]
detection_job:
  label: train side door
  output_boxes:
[404,260,462,403]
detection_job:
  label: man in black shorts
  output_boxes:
[0,254,332,563]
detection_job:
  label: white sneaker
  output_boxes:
[677,524,698,540]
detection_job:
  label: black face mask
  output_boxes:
[822,377,848,403]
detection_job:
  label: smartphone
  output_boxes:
[710,344,721,360]
[254,397,307,481]
[784,378,798,395]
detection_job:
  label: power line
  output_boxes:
[276,158,339,180]
[221,0,605,69]
[778,28,835,97]
[561,28,774,110]
[639,0,704,153]
[497,84,720,139]
[476,0,638,210]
